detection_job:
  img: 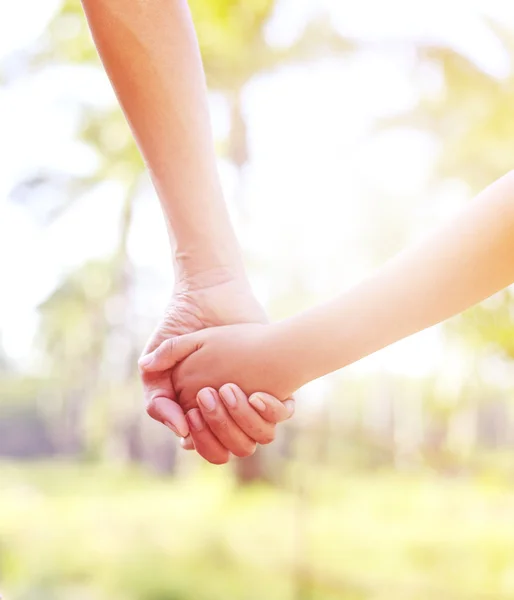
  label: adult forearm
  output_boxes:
[275,170,514,387]
[81,0,245,279]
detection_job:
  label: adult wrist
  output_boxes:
[173,257,247,291]
[173,244,245,280]
[160,184,246,283]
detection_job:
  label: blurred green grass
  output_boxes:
[1,462,514,600]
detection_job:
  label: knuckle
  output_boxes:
[162,337,175,357]
[211,415,229,433]
[145,392,171,421]
[173,370,194,401]
[174,364,193,390]
[171,364,185,392]
[181,391,198,413]
[146,399,159,421]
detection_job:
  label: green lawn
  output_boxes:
[0,462,513,600]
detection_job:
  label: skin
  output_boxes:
[141,170,514,401]
[80,0,294,463]
[139,275,294,463]
[187,386,294,463]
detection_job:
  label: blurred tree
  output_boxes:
[385,23,514,190]
[385,22,514,366]
[378,22,514,464]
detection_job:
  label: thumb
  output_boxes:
[138,334,201,372]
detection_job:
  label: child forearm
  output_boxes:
[274,170,514,387]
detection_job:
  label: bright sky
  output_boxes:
[0,0,512,380]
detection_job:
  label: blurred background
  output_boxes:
[1,0,514,598]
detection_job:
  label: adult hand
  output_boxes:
[184,387,294,464]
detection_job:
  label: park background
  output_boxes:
[1,0,514,598]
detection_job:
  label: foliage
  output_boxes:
[1,463,514,600]
[384,23,514,363]
[385,28,514,190]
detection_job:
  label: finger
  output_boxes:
[140,326,190,436]
[196,389,257,458]
[146,393,189,438]
[142,367,189,438]
[248,393,295,423]
[217,384,277,445]
[180,435,195,451]
[186,408,231,465]
[140,324,168,357]
[138,334,201,372]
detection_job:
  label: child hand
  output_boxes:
[139,323,297,414]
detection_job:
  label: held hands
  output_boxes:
[140,322,298,463]
[141,322,297,404]
[138,274,295,464]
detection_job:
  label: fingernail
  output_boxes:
[187,409,204,432]
[249,394,266,413]
[164,421,180,436]
[197,389,217,412]
[284,399,295,416]
[181,435,195,451]
[220,385,237,408]
[138,353,154,368]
